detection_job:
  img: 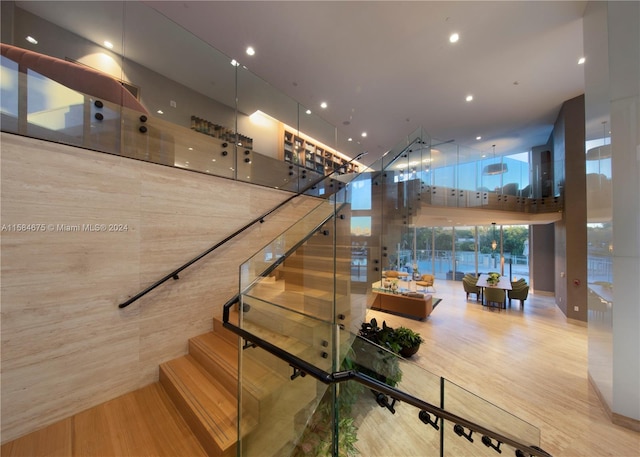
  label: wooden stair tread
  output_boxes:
[190,332,287,402]
[160,355,256,455]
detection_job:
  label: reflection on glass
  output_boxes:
[1,55,19,120]
[27,69,85,133]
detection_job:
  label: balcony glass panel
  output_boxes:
[0,55,18,124]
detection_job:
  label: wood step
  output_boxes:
[190,332,293,417]
[283,253,352,272]
[218,304,328,374]
[209,315,322,457]
[280,266,351,293]
[188,333,239,398]
[160,355,256,457]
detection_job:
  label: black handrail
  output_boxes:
[222,296,551,457]
[118,151,367,308]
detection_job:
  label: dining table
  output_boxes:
[476,274,512,308]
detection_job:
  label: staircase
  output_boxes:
[159,314,318,457]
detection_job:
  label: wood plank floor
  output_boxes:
[358,280,640,457]
[2,280,638,456]
[1,384,208,457]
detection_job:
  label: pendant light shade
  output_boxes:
[482,144,507,175]
[483,163,508,175]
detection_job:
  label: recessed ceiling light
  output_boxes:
[361,132,367,138]
[26,36,38,45]
[188,147,193,150]
[306,109,312,115]
[465,95,473,102]
[246,46,255,56]
[157,109,164,114]
[449,33,459,44]
[348,138,353,142]
[104,41,114,49]
[320,102,328,109]
[476,136,482,140]
[230,59,240,67]
[578,57,586,65]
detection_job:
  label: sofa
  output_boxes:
[371,290,433,320]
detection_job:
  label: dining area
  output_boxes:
[463,273,530,309]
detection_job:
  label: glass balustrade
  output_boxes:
[230,134,549,456]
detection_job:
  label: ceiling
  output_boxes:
[145,0,588,166]
[12,1,588,227]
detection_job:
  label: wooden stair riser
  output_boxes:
[294,243,354,259]
[187,336,255,415]
[282,270,350,295]
[159,356,242,457]
[283,254,352,272]
[211,317,322,413]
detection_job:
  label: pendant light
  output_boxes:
[491,222,497,251]
[483,145,508,175]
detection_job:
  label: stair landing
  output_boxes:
[0,383,208,457]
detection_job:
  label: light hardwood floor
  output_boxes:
[2,280,638,456]
[361,280,639,457]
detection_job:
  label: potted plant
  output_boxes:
[359,319,424,359]
[357,318,403,386]
[487,272,501,286]
[393,326,424,358]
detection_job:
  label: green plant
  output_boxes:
[487,271,501,285]
[356,319,403,386]
[393,326,424,349]
[292,350,362,457]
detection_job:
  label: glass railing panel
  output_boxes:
[239,293,336,373]
[296,105,338,159]
[238,341,330,457]
[479,155,506,194]
[338,333,442,455]
[22,67,125,154]
[1,54,19,132]
[430,141,458,207]
[442,379,540,456]
[236,149,310,191]
[239,199,338,292]
[340,377,442,457]
[349,334,441,405]
[236,66,300,190]
[503,151,531,197]
[241,228,347,325]
[120,1,239,175]
[376,128,430,281]
[5,1,127,153]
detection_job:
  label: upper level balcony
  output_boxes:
[1,2,563,228]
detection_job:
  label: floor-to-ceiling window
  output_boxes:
[454,226,476,276]
[406,224,530,282]
[502,225,530,282]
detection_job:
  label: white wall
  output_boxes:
[584,0,640,427]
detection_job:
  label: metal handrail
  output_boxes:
[118,151,367,308]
